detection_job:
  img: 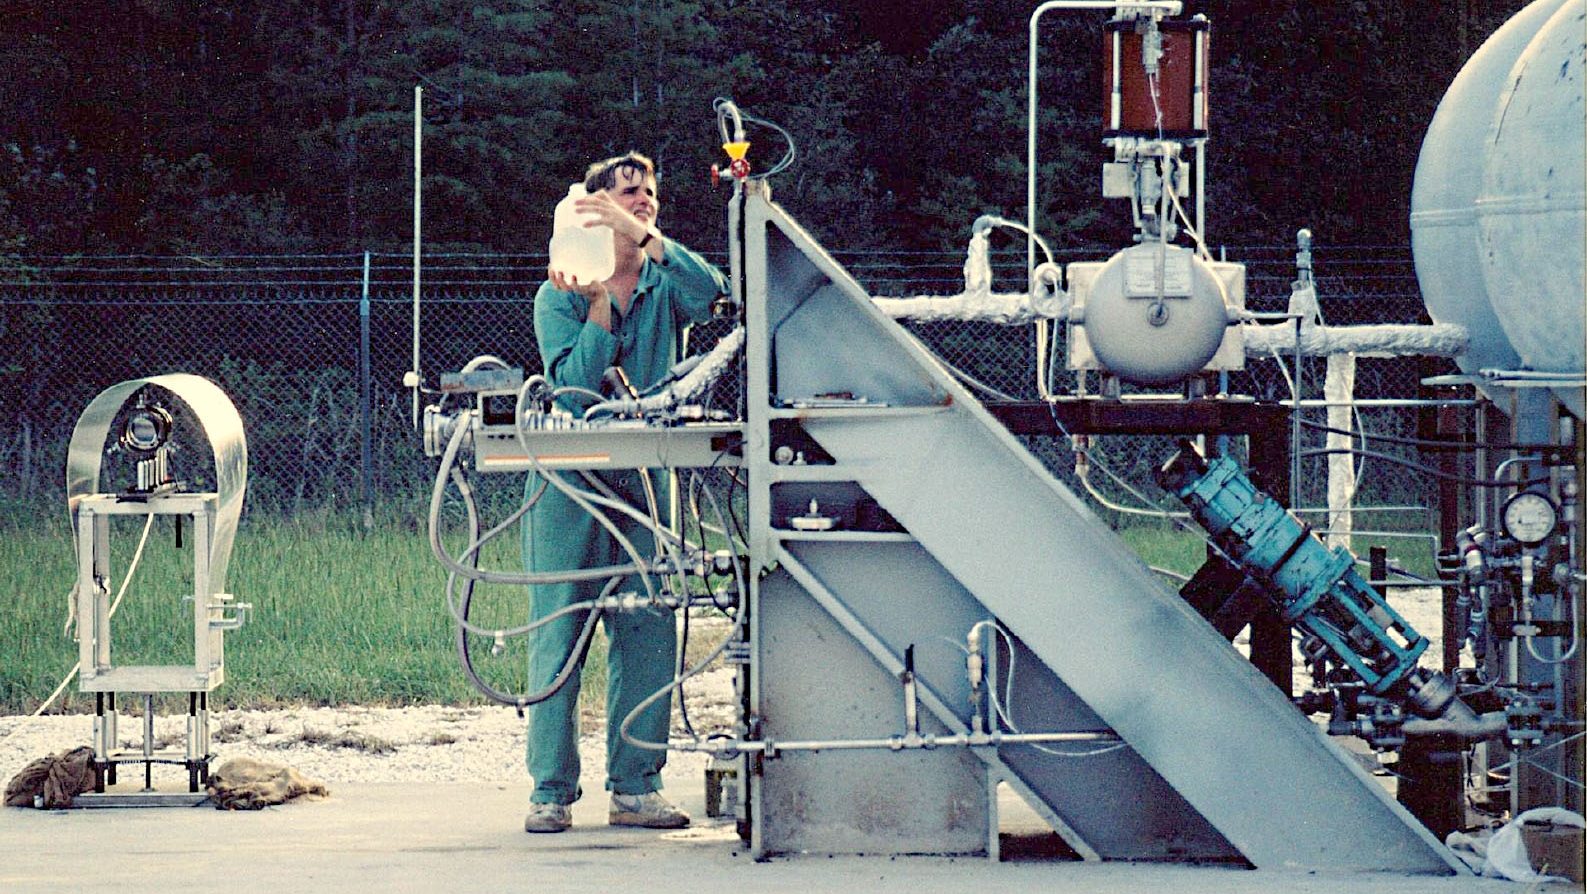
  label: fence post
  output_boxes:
[360,251,373,533]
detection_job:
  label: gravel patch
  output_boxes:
[0,666,735,788]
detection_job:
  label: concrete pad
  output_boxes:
[0,768,1557,893]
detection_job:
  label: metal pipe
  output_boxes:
[142,694,155,790]
[186,693,199,762]
[1195,140,1206,240]
[411,85,423,431]
[675,729,1121,757]
[1402,710,1507,741]
[1480,368,1587,385]
[360,251,373,530]
[1292,505,1431,514]
[1491,454,1544,485]
[966,628,986,736]
[901,645,920,738]
[1292,314,1302,509]
[1311,529,1439,543]
[1294,399,1482,409]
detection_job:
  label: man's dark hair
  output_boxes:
[583,151,656,193]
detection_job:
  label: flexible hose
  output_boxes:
[636,467,693,622]
[577,469,692,583]
[616,475,747,752]
[1299,418,1553,453]
[617,614,743,753]
[615,470,745,749]
[583,327,744,420]
[1077,456,1190,520]
[429,417,630,706]
[973,214,1055,267]
[1525,590,1580,665]
[1299,448,1548,488]
[441,469,610,638]
[982,621,1128,758]
[454,571,614,708]
[427,409,641,585]
[578,470,685,549]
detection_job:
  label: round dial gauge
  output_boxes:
[1501,491,1558,546]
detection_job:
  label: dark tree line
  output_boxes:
[1,0,1529,257]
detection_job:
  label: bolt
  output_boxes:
[1147,300,1170,327]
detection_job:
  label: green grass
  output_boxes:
[2,513,599,714]
[1,510,1438,715]
[1116,522,1209,580]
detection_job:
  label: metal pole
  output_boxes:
[1292,314,1302,510]
[1027,7,1045,397]
[360,251,373,532]
[411,85,423,431]
[1196,141,1206,239]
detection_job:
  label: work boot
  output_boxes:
[523,802,572,833]
[608,791,690,829]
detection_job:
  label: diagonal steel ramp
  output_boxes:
[744,188,1462,873]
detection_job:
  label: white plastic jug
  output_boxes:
[548,183,615,284]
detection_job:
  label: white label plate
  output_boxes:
[1125,249,1192,296]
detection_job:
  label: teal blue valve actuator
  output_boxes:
[1159,444,1457,717]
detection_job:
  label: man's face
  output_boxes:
[605,166,658,228]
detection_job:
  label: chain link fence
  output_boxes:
[0,243,1451,534]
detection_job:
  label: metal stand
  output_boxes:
[74,492,243,805]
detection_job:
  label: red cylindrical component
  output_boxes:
[1102,18,1209,139]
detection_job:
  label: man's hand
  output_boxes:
[576,190,663,262]
[549,268,613,332]
[575,190,648,244]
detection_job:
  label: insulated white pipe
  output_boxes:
[1325,353,1357,551]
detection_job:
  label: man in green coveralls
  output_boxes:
[521,152,726,833]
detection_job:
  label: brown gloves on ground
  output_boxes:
[6,751,326,810]
[4,746,97,808]
[206,757,329,810]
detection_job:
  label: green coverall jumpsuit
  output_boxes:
[523,237,725,806]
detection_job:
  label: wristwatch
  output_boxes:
[637,226,661,249]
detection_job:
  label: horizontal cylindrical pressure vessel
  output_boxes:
[1080,243,1230,385]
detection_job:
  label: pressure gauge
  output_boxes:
[1501,491,1558,547]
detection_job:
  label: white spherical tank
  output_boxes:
[1479,0,1585,417]
[1411,0,1585,418]
[1081,243,1230,385]
[1410,0,1565,398]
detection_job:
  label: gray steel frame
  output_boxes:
[735,181,1463,872]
